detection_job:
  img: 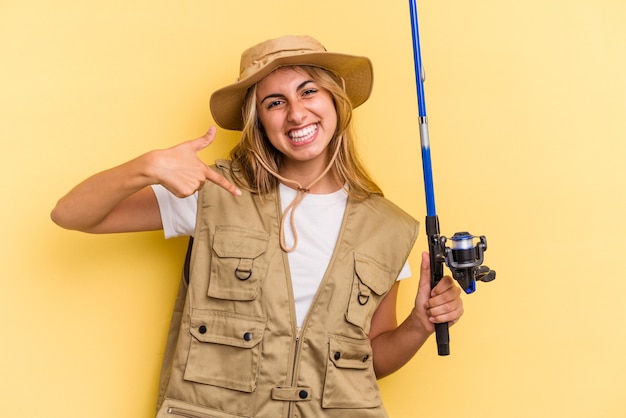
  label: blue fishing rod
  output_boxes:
[408,1,495,356]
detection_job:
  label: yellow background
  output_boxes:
[2,0,625,417]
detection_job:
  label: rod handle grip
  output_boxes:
[435,322,450,356]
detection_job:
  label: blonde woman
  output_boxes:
[52,35,463,418]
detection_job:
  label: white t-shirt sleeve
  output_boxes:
[151,184,198,239]
[398,261,412,281]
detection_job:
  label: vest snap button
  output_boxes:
[362,354,369,362]
[298,390,308,399]
[243,332,253,341]
[199,325,207,334]
[334,351,341,361]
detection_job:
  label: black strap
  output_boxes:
[183,236,194,285]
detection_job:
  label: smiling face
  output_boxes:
[256,66,338,176]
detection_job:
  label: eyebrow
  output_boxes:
[259,79,315,104]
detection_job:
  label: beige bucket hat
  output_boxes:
[209,35,374,131]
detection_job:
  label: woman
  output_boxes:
[51,35,463,418]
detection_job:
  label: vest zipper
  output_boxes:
[166,407,212,418]
[281,192,346,417]
[277,191,303,418]
[286,327,302,417]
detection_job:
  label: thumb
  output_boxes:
[417,252,432,302]
[190,126,217,152]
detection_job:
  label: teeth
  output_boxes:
[288,124,317,142]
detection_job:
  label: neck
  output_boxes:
[278,149,341,194]
[279,170,341,194]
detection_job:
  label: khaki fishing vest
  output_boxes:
[156,160,419,418]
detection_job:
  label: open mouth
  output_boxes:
[287,124,318,143]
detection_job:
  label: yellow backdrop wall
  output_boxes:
[1,0,625,417]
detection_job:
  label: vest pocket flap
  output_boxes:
[328,334,372,370]
[212,226,268,258]
[190,310,266,348]
[354,253,392,295]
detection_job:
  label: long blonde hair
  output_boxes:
[229,65,382,200]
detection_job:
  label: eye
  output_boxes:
[266,99,284,109]
[302,88,318,97]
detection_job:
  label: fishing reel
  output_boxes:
[436,232,496,294]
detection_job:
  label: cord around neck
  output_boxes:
[252,138,343,252]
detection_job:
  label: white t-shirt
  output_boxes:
[151,184,411,327]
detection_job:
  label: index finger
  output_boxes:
[204,166,242,197]
[431,275,456,296]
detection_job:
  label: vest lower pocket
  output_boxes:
[157,398,251,418]
[322,334,381,409]
[184,309,266,393]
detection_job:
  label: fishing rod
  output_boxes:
[408,0,496,356]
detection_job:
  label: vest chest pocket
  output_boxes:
[185,309,266,393]
[345,253,393,334]
[322,334,381,409]
[208,226,269,301]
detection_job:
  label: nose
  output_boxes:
[287,100,307,124]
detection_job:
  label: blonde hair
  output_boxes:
[229,65,382,200]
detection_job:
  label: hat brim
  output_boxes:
[210,52,373,131]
